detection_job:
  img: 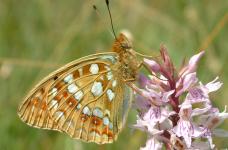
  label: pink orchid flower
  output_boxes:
[132,46,227,149]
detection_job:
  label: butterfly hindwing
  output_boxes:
[46,54,127,144]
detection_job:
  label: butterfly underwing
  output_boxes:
[18,33,142,144]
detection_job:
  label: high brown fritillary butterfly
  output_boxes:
[17,32,143,144]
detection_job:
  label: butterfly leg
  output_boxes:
[137,61,143,69]
[136,60,152,73]
[123,78,135,82]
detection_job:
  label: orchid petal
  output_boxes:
[173,119,205,148]
[186,87,208,104]
[205,77,223,92]
[192,106,211,117]
[172,120,193,147]
[162,90,174,103]
[132,116,153,132]
[139,74,150,88]
[187,51,205,73]
[143,107,163,124]
[180,51,205,77]
[133,95,151,115]
[205,106,228,129]
[176,72,198,97]
[140,136,163,150]
[144,58,161,73]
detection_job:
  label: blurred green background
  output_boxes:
[0,0,227,149]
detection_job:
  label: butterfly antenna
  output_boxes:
[105,0,117,40]
[92,4,116,39]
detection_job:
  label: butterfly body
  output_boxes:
[18,33,141,144]
[112,33,139,82]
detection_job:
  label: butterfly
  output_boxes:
[17,32,144,144]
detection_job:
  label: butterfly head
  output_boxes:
[112,33,133,53]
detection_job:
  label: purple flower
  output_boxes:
[141,87,174,106]
[179,51,205,77]
[144,59,161,73]
[140,132,163,150]
[197,106,228,148]
[172,101,205,148]
[133,115,165,150]
[175,72,198,97]
[132,46,227,149]
[184,77,222,105]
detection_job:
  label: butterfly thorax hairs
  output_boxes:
[112,33,140,82]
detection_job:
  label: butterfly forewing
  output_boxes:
[47,56,118,143]
[18,52,132,144]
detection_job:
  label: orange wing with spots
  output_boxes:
[18,33,139,144]
[18,52,134,144]
[46,54,121,144]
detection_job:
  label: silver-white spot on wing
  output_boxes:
[74,90,83,101]
[112,80,117,87]
[89,64,99,74]
[82,106,91,116]
[93,108,103,118]
[100,55,117,64]
[76,103,82,110]
[106,72,113,80]
[91,82,103,96]
[51,88,58,96]
[64,74,74,83]
[55,111,65,120]
[109,122,113,129]
[107,89,115,101]
[103,116,110,126]
[67,83,79,94]
[50,99,58,109]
